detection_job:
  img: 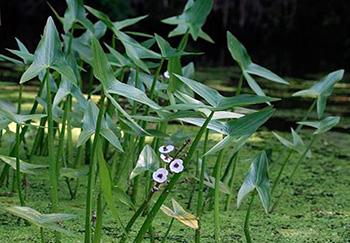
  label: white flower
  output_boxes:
[160,154,173,163]
[159,145,175,154]
[163,71,170,79]
[169,159,184,173]
[152,168,168,183]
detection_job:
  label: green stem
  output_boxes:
[214,150,224,243]
[224,151,239,211]
[15,84,25,206]
[244,194,255,243]
[134,112,214,242]
[66,96,73,167]
[93,193,103,243]
[195,129,209,242]
[236,75,243,96]
[56,97,74,198]
[271,136,316,212]
[45,70,60,242]
[84,94,105,243]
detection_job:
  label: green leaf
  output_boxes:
[174,74,277,109]
[113,15,148,30]
[5,206,75,235]
[227,31,251,69]
[0,155,48,174]
[77,101,123,151]
[246,63,288,85]
[63,0,94,33]
[297,116,340,134]
[20,17,76,83]
[90,37,160,110]
[293,70,344,118]
[160,198,198,229]
[237,151,271,213]
[273,128,311,156]
[130,145,159,179]
[0,105,46,125]
[227,31,288,96]
[162,0,213,42]
[225,107,274,136]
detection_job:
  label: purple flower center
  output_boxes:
[157,174,163,179]
[174,163,179,168]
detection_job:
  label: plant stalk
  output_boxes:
[84,94,106,243]
[134,112,214,242]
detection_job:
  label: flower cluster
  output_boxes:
[152,144,185,184]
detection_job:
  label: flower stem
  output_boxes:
[134,112,214,242]
[224,151,239,211]
[84,94,105,243]
[214,149,224,243]
[45,70,60,242]
[195,129,209,242]
[15,84,25,206]
[244,194,255,243]
[235,75,243,96]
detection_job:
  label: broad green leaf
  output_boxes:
[178,117,227,134]
[175,74,277,109]
[246,63,288,84]
[113,15,148,30]
[130,145,159,179]
[227,31,251,69]
[226,107,274,136]
[5,206,75,235]
[0,106,46,125]
[297,116,340,134]
[293,70,344,118]
[90,37,160,110]
[155,34,197,58]
[237,151,271,213]
[63,0,94,33]
[5,38,33,64]
[227,31,288,96]
[77,101,123,151]
[162,0,213,42]
[20,17,76,83]
[160,198,198,229]
[0,155,48,174]
[203,134,249,157]
[273,128,310,156]
[174,74,223,106]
